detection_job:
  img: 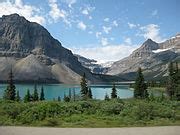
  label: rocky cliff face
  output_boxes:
[107,34,180,79]
[0,14,98,84]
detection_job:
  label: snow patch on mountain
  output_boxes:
[152,47,173,53]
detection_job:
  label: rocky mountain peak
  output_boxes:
[0,14,98,84]
[107,33,180,79]
[141,39,159,50]
[1,13,27,23]
[175,33,180,38]
[130,38,159,58]
[0,14,64,58]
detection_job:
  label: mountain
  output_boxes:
[107,34,180,80]
[74,54,112,74]
[0,14,98,84]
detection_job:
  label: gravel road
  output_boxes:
[0,126,179,135]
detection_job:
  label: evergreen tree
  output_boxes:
[58,96,61,101]
[166,75,174,99]
[24,89,31,102]
[15,90,21,102]
[104,93,110,101]
[3,69,16,100]
[69,89,72,99]
[40,86,45,101]
[111,83,117,99]
[73,88,76,101]
[169,62,174,76]
[80,73,88,99]
[87,87,93,99]
[33,84,39,101]
[167,62,180,100]
[134,67,148,98]
[63,94,70,102]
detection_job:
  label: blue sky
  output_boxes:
[0,0,179,62]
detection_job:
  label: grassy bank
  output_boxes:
[0,98,180,127]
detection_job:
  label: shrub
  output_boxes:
[41,118,59,127]
[100,102,124,115]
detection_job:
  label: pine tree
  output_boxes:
[69,89,72,99]
[87,87,93,99]
[3,69,16,100]
[104,93,110,101]
[40,86,45,101]
[175,62,179,73]
[167,62,176,99]
[134,67,148,98]
[167,62,180,100]
[169,62,174,76]
[73,88,76,101]
[58,96,61,101]
[80,73,88,99]
[33,84,39,101]
[111,83,117,99]
[15,90,21,102]
[24,89,31,102]
[63,94,70,102]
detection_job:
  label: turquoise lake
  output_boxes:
[0,84,133,100]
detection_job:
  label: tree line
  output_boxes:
[2,61,180,102]
[166,62,180,100]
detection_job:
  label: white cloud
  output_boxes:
[104,18,109,22]
[62,0,76,8]
[103,26,112,34]
[151,9,158,16]
[77,21,86,30]
[81,5,95,15]
[112,20,118,27]
[82,9,88,15]
[71,44,138,63]
[128,22,136,29]
[101,37,108,46]
[124,38,132,44]
[0,0,46,25]
[139,24,166,42]
[48,0,69,24]
[95,32,102,38]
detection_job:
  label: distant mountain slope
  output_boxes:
[0,14,99,84]
[107,34,180,79]
[74,54,113,74]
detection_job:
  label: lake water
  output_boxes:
[0,84,133,100]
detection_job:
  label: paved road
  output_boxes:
[0,126,179,135]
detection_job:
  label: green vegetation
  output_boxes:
[111,83,117,99]
[1,66,180,127]
[80,73,93,100]
[15,90,20,102]
[33,84,39,101]
[87,88,93,99]
[166,62,180,100]
[80,73,89,99]
[24,89,31,102]
[104,93,110,101]
[134,67,148,99]
[0,98,179,127]
[3,69,16,100]
[40,86,45,101]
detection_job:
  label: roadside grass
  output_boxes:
[0,98,179,127]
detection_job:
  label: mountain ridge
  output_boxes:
[106,34,180,79]
[0,14,99,84]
